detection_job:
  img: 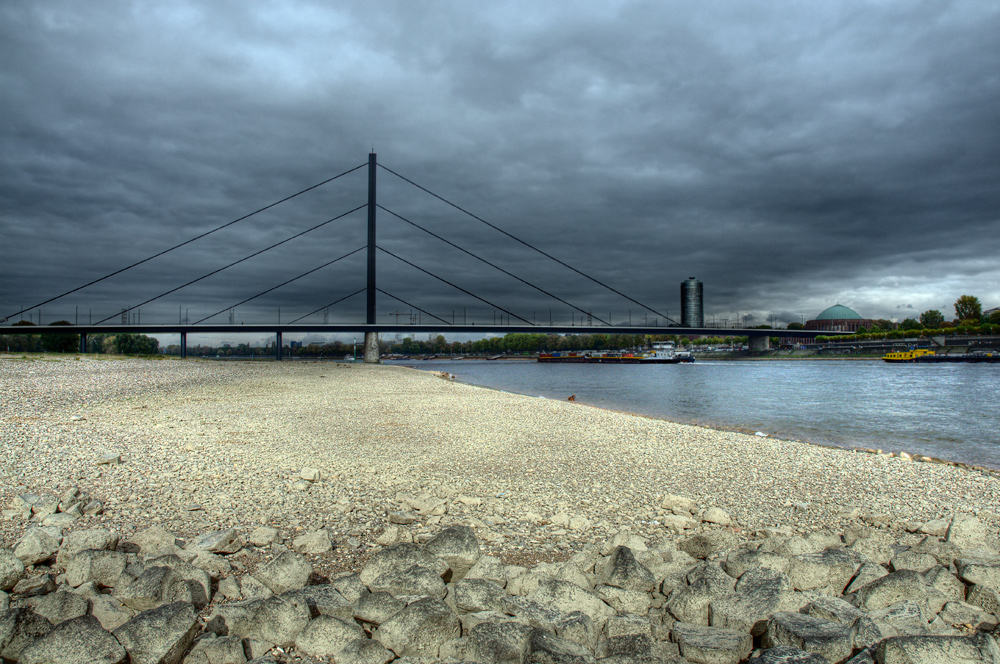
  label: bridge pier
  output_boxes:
[749,334,771,352]
[276,332,283,361]
[180,332,187,359]
[363,331,380,363]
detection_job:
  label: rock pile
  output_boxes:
[2,510,1000,664]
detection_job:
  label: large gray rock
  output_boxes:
[528,578,615,630]
[424,526,482,581]
[937,601,999,631]
[527,627,596,663]
[710,568,794,636]
[18,614,126,664]
[58,529,120,565]
[291,529,333,555]
[145,555,213,607]
[666,564,737,626]
[603,614,654,658]
[679,531,739,560]
[946,515,995,551]
[181,634,248,664]
[24,591,90,626]
[14,527,62,566]
[599,546,656,593]
[764,612,855,664]
[723,549,790,579]
[465,554,508,587]
[64,549,129,589]
[113,601,200,664]
[876,633,1000,663]
[252,551,312,595]
[369,564,447,599]
[354,591,406,626]
[113,565,207,612]
[967,584,1000,618]
[374,597,460,657]
[190,529,243,554]
[450,578,508,614]
[468,620,533,664]
[786,548,860,595]
[0,608,54,661]
[334,637,396,664]
[670,621,753,664]
[89,593,135,631]
[294,615,365,659]
[748,646,828,663]
[854,570,933,612]
[0,549,26,590]
[131,526,194,561]
[292,584,354,620]
[208,593,311,648]
[958,560,1000,593]
[360,544,449,587]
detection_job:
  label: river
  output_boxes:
[389,358,1000,470]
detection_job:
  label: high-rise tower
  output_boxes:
[680,277,704,327]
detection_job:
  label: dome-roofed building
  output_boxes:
[805,304,873,332]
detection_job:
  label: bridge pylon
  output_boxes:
[364,151,380,363]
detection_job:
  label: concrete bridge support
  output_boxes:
[363,331,380,363]
[180,332,187,359]
[749,334,771,352]
[79,333,87,354]
[276,331,283,361]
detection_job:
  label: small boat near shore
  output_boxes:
[883,349,1000,363]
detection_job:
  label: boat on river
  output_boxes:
[538,343,690,364]
[883,349,1000,363]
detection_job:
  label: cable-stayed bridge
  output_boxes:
[0,154,841,360]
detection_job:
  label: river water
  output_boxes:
[389,359,1000,469]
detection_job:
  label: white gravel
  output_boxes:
[2,355,998,572]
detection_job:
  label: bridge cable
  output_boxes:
[378,163,679,325]
[376,246,533,325]
[193,246,366,324]
[2,162,367,323]
[377,288,451,325]
[378,204,610,326]
[93,204,367,324]
[288,288,367,324]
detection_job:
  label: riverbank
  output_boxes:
[3,356,998,572]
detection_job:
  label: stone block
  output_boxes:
[599,546,656,593]
[0,548,26,590]
[294,614,365,659]
[369,564,447,599]
[17,614,125,664]
[528,578,615,630]
[112,601,200,664]
[374,596,460,658]
[65,549,128,589]
[764,612,854,663]
[359,544,448,587]
[670,621,753,664]
[252,551,312,594]
[0,608,54,662]
[876,633,1000,663]
[468,620,533,664]
[424,525,481,581]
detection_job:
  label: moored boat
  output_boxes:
[538,342,690,364]
[883,349,1000,363]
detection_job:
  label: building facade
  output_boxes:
[680,277,704,327]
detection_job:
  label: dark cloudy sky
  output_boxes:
[2,1,999,337]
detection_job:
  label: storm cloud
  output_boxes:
[2,1,998,336]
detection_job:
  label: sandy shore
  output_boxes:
[2,356,998,574]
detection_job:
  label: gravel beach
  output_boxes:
[2,355,998,574]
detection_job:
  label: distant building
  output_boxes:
[680,277,704,327]
[804,304,873,332]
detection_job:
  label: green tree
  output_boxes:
[40,321,78,353]
[954,295,982,322]
[920,310,945,328]
[989,310,1000,325]
[786,322,804,330]
[899,318,922,331]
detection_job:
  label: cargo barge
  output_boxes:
[883,349,1000,363]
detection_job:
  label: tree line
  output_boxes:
[0,321,159,355]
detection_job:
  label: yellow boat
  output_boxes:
[883,349,936,363]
